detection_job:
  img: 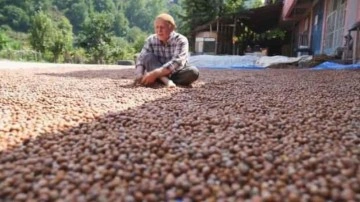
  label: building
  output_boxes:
[282,0,360,63]
[193,0,360,63]
[193,1,284,55]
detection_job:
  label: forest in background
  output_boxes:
[0,0,264,64]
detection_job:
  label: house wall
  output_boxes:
[358,1,360,21]
[345,0,359,32]
[195,32,218,54]
[284,0,359,59]
[320,0,360,62]
[343,0,360,62]
[355,0,360,62]
[320,0,329,53]
[196,32,217,39]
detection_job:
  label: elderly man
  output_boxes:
[135,13,199,87]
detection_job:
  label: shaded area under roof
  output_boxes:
[239,2,283,33]
[194,2,283,34]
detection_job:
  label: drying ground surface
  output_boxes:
[0,63,359,202]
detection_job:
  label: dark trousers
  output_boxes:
[142,53,199,86]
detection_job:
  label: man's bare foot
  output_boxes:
[166,80,176,88]
[166,81,176,88]
[159,76,176,88]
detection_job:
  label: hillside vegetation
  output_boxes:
[0,0,262,64]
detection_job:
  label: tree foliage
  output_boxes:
[249,0,264,8]
[50,16,73,62]
[126,27,147,52]
[224,0,245,13]
[93,0,116,13]
[78,13,115,63]
[0,0,172,35]
[0,0,173,63]
[180,0,250,35]
[64,1,89,34]
[29,11,73,62]
[1,0,279,62]
[180,0,223,35]
[114,12,129,37]
[0,31,10,51]
[29,11,53,54]
[0,5,29,32]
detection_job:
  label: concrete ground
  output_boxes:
[0,61,359,201]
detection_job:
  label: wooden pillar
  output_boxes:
[215,19,219,54]
[232,17,237,55]
[354,28,360,64]
[220,22,223,54]
[226,25,229,54]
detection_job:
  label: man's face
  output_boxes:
[154,18,173,43]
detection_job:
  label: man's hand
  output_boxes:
[133,75,143,86]
[140,67,172,86]
[141,72,158,85]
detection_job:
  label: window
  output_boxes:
[324,0,346,53]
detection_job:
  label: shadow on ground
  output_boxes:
[36,67,268,83]
[37,68,136,80]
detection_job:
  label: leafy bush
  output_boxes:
[109,37,136,62]
[0,31,10,51]
[29,11,74,62]
[29,11,54,54]
[78,12,115,64]
[1,28,30,50]
[65,48,88,64]
[0,49,42,61]
[0,31,39,61]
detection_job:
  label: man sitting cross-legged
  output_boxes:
[134,13,199,88]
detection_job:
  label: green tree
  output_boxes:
[224,0,246,13]
[107,37,135,62]
[181,0,225,33]
[93,0,116,13]
[50,16,73,62]
[126,26,147,52]
[29,11,53,54]
[147,0,168,21]
[168,0,186,33]
[64,1,89,34]
[53,0,73,10]
[0,0,174,63]
[181,0,247,35]
[125,0,168,32]
[32,0,53,12]
[78,12,115,63]
[1,5,30,32]
[113,0,127,11]
[125,0,150,31]
[114,12,129,37]
[0,31,10,51]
